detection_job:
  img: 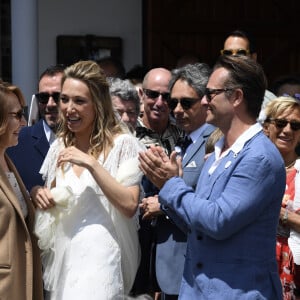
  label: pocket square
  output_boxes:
[186,161,197,168]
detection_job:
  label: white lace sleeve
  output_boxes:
[112,134,145,185]
[103,134,145,294]
[39,138,64,188]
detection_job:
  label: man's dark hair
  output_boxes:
[271,74,300,96]
[96,56,126,79]
[125,64,148,84]
[214,55,267,119]
[39,64,66,82]
[169,63,211,98]
[226,29,257,54]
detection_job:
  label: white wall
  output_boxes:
[38,0,142,74]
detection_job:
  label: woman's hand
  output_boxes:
[30,185,56,210]
[57,146,95,169]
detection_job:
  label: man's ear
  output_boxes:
[232,88,244,107]
[138,87,144,99]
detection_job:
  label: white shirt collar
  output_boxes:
[209,123,262,175]
[214,122,262,160]
[43,120,55,144]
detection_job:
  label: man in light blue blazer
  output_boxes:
[141,63,215,299]
[139,55,285,299]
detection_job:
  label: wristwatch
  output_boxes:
[282,209,288,224]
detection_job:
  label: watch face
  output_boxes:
[282,209,288,224]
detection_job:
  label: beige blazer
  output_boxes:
[0,154,43,300]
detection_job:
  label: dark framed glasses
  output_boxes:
[35,92,60,104]
[8,108,26,121]
[167,97,201,111]
[204,88,233,102]
[266,118,300,131]
[220,49,250,56]
[282,93,300,101]
[143,89,170,101]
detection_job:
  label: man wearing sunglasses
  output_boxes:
[221,29,257,60]
[7,64,65,192]
[140,63,215,300]
[221,29,276,122]
[139,55,285,299]
[136,67,182,153]
[271,74,300,100]
[132,68,183,297]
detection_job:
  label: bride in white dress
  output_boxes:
[32,61,144,299]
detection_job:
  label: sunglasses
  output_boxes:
[143,89,170,101]
[267,118,300,131]
[9,109,26,121]
[220,49,250,56]
[282,93,300,101]
[167,97,201,110]
[204,88,233,102]
[35,92,60,104]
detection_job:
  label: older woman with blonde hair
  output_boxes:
[264,96,300,299]
[0,80,43,299]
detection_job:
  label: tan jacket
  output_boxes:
[0,154,43,300]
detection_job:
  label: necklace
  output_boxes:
[285,160,296,169]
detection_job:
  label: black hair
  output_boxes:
[39,64,66,81]
[226,29,257,54]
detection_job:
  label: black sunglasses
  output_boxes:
[220,49,250,56]
[204,88,233,102]
[167,97,201,110]
[9,109,26,121]
[282,93,300,101]
[143,88,170,101]
[35,92,60,104]
[267,118,300,131]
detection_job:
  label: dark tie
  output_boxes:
[176,135,192,156]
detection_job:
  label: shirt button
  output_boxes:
[197,235,202,240]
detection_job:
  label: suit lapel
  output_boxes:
[182,125,215,167]
[0,165,27,230]
[32,120,50,157]
[182,136,205,167]
[0,155,34,232]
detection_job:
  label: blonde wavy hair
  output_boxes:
[56,60,127,160]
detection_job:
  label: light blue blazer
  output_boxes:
[155,124,215,295]
[159,131,285,299]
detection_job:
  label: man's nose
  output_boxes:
[121,112,130,122]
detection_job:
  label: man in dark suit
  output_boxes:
[140,63,215,299]
[7,65,65,193]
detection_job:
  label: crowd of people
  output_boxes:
[1,28,300,300]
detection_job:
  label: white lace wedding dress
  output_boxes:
[35,134,144,300]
